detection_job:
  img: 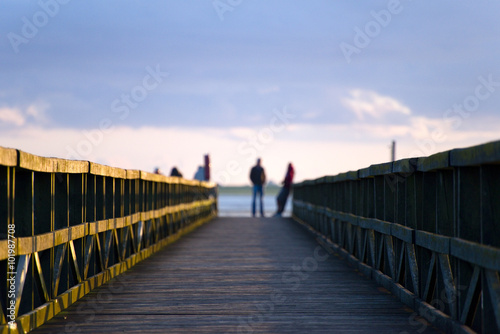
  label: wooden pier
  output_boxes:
[3,141,500,333]
[31,217,440,333]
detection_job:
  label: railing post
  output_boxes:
[14,169,34,316]
[0,156,15,319]
[480,164,500,248]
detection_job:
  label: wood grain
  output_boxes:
[31,217,442,333]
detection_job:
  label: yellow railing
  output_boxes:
[0,147,217,333]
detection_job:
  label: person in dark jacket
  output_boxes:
[274,163,294,216]
[170,167,183,177]
[249,158,266,217]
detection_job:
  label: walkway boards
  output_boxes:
[32,217,442,333]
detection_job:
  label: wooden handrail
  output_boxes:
[0,147,218,333]
[293,139,500,334]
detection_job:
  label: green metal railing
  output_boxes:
[0,147,217,333]
[293,140,500,334]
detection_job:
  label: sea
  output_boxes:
[217,193,293,217]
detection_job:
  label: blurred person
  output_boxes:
[170,167,183,177]
[194,166,205,181]
[249,158,266,217]
[274,163,294,217]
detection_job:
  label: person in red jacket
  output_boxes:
[274,163,294,216]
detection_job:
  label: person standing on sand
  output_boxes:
[249,158,266,217]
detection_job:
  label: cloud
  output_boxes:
[342,90,412,120]
[0,124,391,184]
[345,116,450,141]
[352,123,411,139]
[0,102,50,127]
[348,114,499,145]
[0,107,25,126]
[26,102,50,122]
[1,114,499,185]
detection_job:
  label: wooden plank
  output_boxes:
[417,151,450,172]
[330,210,358,226]
[0,146,17,166]
[140,170,169,182]
[31,217,442,334]
[18,150,55,172]
[368,162,393,176]
[450,238,500,271]
[391,223,415,243]
[393,158,419,174]
[125,169,140,179]
[54,158,89,174]
[358,217,391,235]
[450,140,500,167]
[415,230,450,255]
[89,162,126,178]
[333,170,358,182]
[358,166,372,179]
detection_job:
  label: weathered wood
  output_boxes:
[393,158,419,174]
[90,162,127,178]
[417,151,450,172]
[126,169,140,179]
[32,217,441,333]
[358,216,391,235]
[415,230,450,255]
[450,238,500,272]
[55,158,89,174]
[0,146,17,166]
[18,150,55,172]
[333,170,359,182]
[369,161,393,176]
[391,223,414,244]
[450,140,500,167]
[293,139,500,334]
[0,146,218,333]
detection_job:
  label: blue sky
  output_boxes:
[1,1,500,184]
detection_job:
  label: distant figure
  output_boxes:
[249,158,266,217]
[204,154,210,181]
[274,163,294,217]
[194,166,205,181]
[154,167,163,175]
[170,167,183,177]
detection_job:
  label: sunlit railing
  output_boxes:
[0,147,217,333]
[293,140,500,334]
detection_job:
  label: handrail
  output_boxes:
[0,146,218,333]
[293,139,500,334]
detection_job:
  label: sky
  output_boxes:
[1,0,500,185]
